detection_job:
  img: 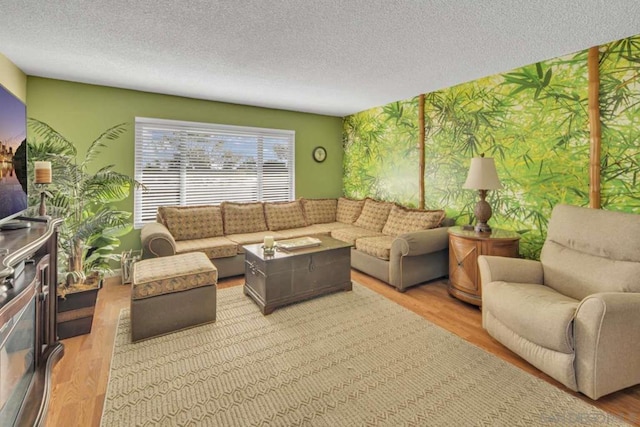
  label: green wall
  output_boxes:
[343,34,640,259]
[0,53,26,102]
[26,77,344,251]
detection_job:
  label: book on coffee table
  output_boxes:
[277,236,322,251]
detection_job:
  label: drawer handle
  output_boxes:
[244,260,265,277]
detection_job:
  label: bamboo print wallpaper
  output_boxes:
[599,37,640,213]
[343,34,640,260]
[343,99,420,205]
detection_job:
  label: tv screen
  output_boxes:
[0,84,28,225]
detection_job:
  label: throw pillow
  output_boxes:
[382,205,446,236]
[301,198,338,224]
[336,197,365,224]
[264,201,307,231]
[354,198,394,232]
[221,202,267,234]
[158,205,224,241]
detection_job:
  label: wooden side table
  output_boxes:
[448,226,520,306]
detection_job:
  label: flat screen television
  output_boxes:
[0,83,28,226]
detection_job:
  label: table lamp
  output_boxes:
[463,154,502,233]
[34,161,52,217]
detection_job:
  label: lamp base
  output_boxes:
[473,191,493,234]
[38,191,48,217]
[474,222,492,233]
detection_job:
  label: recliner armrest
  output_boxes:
[478,255,543,285]
[141,222,177,259]
[391,226,449,258]
[574,292,640,399]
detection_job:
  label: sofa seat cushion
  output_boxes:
[227,231,280,254]
[306,222,351,235]
[382,205,445,236]
[222,202,267,234]
[336,197,365,224]
[355,235,394,261]
[331,225,384,246]
[158,205,224,241]
[301,198,337,224]
[309,222,344,234]
[273,226,322,240]
[132,252,217,300]
[484,281,579,354]
[264,201,307,231]
[354,199,394,232]
[174,236,238,259]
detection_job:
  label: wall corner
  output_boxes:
[0,52,27,103]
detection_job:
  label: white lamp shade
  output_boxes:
[463,157,502,190]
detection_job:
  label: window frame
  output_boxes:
[134,117,295,228]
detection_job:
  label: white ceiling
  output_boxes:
[1,1,639,117]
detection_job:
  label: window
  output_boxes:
[134,117,295,228]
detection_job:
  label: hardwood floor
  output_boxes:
[45,272,640,426]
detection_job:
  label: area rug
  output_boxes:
[101,283,626,426]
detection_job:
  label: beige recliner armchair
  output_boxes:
[479,204,640,400]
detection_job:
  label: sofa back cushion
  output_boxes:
[301,198,337,224]
[382,205,446,236]
[158,205,224,241]
[354,198,394,232]
[541,204,640,300]
[264,201,307,231]
[221,202,267,234]
[336,197,365,224]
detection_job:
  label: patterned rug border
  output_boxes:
[100,282,629,426]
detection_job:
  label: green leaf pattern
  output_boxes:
[343,35,640,259]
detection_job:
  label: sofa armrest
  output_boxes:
[478,256,543,285]
[141,222,177,259]
[391,226,449,258]
[574,292,640,399]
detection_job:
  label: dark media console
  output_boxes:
[0,217,63,426]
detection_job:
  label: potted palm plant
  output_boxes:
[28,119,139,338]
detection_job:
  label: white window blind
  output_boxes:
[134,117,295,228]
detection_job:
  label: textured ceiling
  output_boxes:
[1,1,639,117]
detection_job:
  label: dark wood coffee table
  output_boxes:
[243,235,352,314]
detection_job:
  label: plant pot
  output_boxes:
[57,282,101,339]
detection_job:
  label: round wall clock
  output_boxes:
[312,146,327,163]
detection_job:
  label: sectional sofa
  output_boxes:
[140,197,451,291]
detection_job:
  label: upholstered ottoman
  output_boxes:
[131,252,218,342]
